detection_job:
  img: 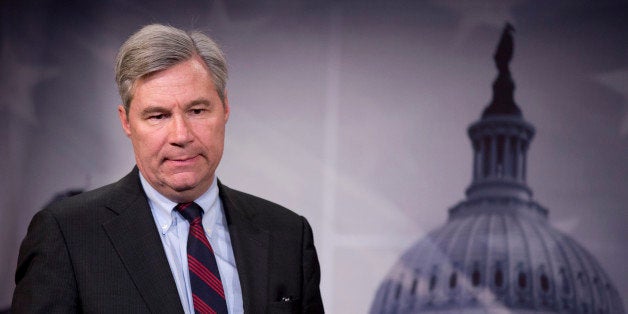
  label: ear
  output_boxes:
[223,93,230,123]
[118,105,132,137]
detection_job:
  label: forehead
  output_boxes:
[130,58,215,105]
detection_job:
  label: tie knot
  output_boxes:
[175,202,203,223]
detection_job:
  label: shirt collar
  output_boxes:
[139,173,223,236]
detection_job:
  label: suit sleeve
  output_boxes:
[12,209,80,313]
[300,217,324,314]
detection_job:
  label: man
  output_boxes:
[12,24,323,314]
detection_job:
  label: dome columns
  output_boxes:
[466,115,535,200]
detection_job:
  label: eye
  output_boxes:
[149,113,166,120]
[190,108,205,115]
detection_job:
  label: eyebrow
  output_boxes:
[187,98,212,108]
[139,98,212,116]
[140,106,168,116]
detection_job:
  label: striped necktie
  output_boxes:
[176,202,228,314]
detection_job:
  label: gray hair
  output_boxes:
[115,24,228,112]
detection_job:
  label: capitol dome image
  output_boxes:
[369,25,625,314]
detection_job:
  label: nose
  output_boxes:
[169,114,193,147]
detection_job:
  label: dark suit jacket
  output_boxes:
[12,168,323,313]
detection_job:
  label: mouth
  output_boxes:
[165,155,200,166]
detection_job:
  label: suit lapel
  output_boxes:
[219,182,270,312]
[102,169,184,314]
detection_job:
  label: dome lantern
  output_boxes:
[466,23,535,203]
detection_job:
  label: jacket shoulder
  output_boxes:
[47,183,114,212]
[45,169,142,219]
[218,182,305,227]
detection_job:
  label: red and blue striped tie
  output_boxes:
[176,202,228,314]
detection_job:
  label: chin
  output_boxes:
[165,171,212,192]
[161,173,192,187]
[170,180,198,192]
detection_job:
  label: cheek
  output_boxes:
[196,122,225,145]
[132,131,164,160]
[210,127,226,150]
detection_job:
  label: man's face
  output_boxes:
[118,57,229,203]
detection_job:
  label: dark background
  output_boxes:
[1,1,627,312]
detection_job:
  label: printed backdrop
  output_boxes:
[1,1,627,312]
